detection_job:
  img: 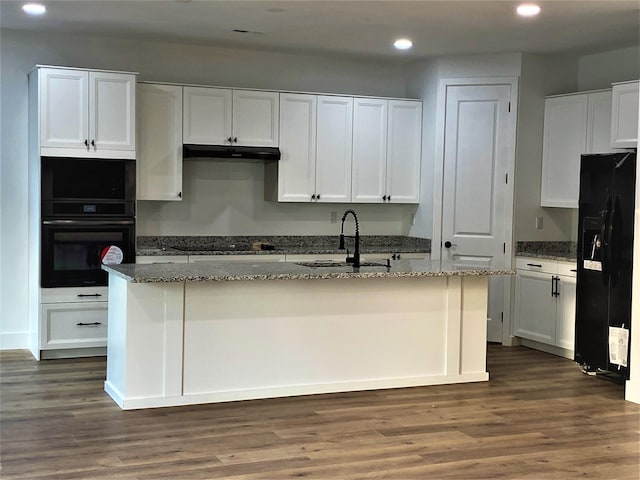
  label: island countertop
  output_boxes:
[103,258,514,283]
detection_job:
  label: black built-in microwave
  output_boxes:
[41,157,135,218]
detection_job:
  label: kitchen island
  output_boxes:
[102,259,513,410]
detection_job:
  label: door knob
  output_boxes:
[444,241,457,249]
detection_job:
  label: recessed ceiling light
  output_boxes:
[516,3,541,17]
[393,38,413,50]
[22,3,46,15]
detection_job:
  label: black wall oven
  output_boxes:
[41,219,135,287]
[41,157,136,288]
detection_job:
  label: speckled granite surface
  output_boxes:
[516,241,577,261]
[103,258,514,283]
[136,235,431,256]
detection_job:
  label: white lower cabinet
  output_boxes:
[514,257,576,357]
[188,255,286,263]
[40,286,108,352]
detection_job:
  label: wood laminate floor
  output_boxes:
[1,345,639,479]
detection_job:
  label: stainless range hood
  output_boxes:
[183,144,281,162]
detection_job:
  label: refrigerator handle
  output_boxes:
[608,195,622,287]
[600,195,612,287]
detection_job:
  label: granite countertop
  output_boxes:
[103,258,514,283]
[516,241,577,262]
[136,235,431,256]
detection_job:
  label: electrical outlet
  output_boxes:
[330,211,338,223]
[411,213,416,225]
[536,216,544,229]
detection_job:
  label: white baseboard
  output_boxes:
[106,372,490,410]
[0,331,30,350]
[520,338,574,360]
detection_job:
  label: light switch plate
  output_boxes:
[536,216,544,229]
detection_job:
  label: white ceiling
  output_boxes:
[1,0,639,61]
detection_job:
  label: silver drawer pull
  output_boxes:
[77,293,102,297]
[526,263,542,267]
[76,322,102,326]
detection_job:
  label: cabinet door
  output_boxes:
[316,96,353,203]
[232,90,279,147]
[39,68,88,149]
[40,302,108,349]
[183,87,232,145]
[514,270,556,345]
[540,94,588,208]
[586,90,613,154]
[555,275,576,351]
[89,72,136,153]
[352,98,388,203]
[137,84,183,201]
[386,100,422,204]
[277,93,317,202]
[611,81,639,148]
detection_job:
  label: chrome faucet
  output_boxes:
[339,209,360,267]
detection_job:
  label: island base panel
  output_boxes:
[105,274,489,409]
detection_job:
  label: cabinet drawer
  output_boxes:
[557,262,578,277]
[515,257,558,274]
[41,302,108,349]
[136,255,189,264]
[284,254,345,262]
[41,286,109,303]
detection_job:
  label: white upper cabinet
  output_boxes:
[352,98,388,203]
[183,87,232,145]
[611,80,639,148]
[315,96,353,203]
[137,83,183,201]
[586,90,614,154]
[273,93,422,204]
[183,87,279,147]
[38,67,136,158]
[386,100,422,204]
[541,90,612,208]
[352,98,421,204]
[232,90,280,147]
[39,68,88,150]
[275,93,317,202]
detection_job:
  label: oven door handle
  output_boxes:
[42,219,135,226]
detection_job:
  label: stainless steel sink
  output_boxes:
[295,260,389,268]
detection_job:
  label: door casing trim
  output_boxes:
[432,76,519,345]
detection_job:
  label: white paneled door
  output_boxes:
[439,82,514,343]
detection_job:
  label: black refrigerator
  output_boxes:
[575,152,636,380]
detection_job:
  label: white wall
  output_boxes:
[578,45,640,91]
[0,28,413,349]
[513,53,580,242]
[626,88,640,404]
[137,161,414,236]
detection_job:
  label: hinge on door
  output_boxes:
[505,173,508,184]
[501,312,504,323]
[508,101,511,112]
[503,243,506,253]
